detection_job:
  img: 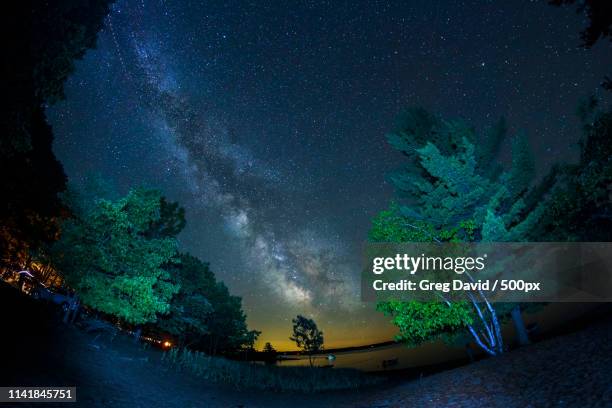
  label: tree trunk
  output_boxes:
[510,305,530,346]
[466,273,504,354]
[486,300,504,354]
[466,293,503,355]
[467,324,497,356]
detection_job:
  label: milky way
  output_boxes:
[108,3,363,315]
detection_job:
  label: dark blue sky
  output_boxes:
[48,0,611,348]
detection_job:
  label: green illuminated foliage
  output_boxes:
[371,107,548,355]
[377,300,473,346]
[55,188,181,325]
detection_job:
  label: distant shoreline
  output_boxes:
[276,340,398,356]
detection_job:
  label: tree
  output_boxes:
[262,342,278,365]
[153,257,258,355]
[147,198,186,239]
[241,329,262,360]
[263,342,276,353]
[549,1,612,91]
[549,0,612,48]
[53,188,181,325]
[1,0,113,272]
[372,108,547,355]
[155,253,214,347]
[0,109,66,272]
[154,252,259,353]
[290,315,324,367]
[371,209,506,355]
[531,102,612,241]
[199,279,253,355]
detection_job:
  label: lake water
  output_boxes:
[276,340,467,372]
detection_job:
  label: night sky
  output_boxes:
[48,0,611,349]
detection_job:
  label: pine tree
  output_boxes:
[372,108,547,355]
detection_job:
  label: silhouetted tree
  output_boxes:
[549,1,612,91]
[198,283,250,354]
[531,100,612,241]
[549,0,612,48]
[147,198,186,239]
[263,342,276,353]
[155,254,214,347]
[290,315,324,367]
[0,0,113,270]
[262,342,278,364]
[241,329,262,360]
[154,251,259,353]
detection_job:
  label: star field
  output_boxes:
[48,0,611,349]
